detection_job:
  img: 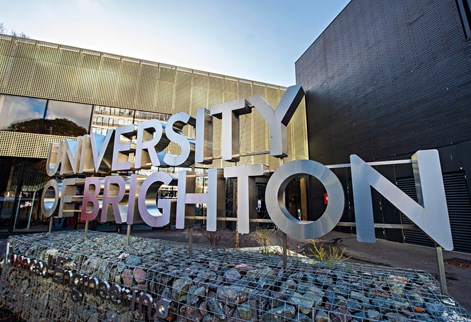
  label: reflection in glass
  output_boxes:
[91,106,134,134]
[134,110,170,122]
[0,95,47,133]
[45,101,92,136]
[0,158,52,233]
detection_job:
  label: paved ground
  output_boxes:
[2,229,470,312]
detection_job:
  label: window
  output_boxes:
[0,95,47,133]
[134,110,170,123]
[44,101,92,136]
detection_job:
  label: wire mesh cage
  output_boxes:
[1,231,470,321]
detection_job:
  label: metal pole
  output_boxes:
[279,157,288,269]
[282,232,288,269]
[48,217,53,233]
[188,227,193,257]
[12,195,22,231]
[126,224,131,245]
[435,245,448,295]
[26,191,36,230]
[84,220,89,239]
[235,222,240,248]
[3,242,10,267]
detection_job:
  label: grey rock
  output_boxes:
[262,304,296,321]
[236,303,253,321]
[372,296,391,309]
[180,305,203,321]
[425,302,445,316]
[346,299,363,312]
[217,285,248,304]
[223,268,241,281]
[125,255,141,267]
[133,267,146,284]
[367,309,381,320]
[385,312,408,322]
[290,291,314,314]
[207,298,226,320]
[315,310,330,322]
[295,312,312,321]
[350,290,368,303]
[391,300,409,310]
[116,262,126,273]
[172,277,193,301]
[406,292,424,307]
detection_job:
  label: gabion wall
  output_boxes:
[0,231,469,321]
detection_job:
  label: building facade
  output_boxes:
[0,35,308,236]
[296,0,471,252]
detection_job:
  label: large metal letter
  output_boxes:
[175,171,199,229]
[210,99,252,162]
[81,177,102,221]
[80,132,115,174]
[101,176,126,223]
[248,85,304,158]
[265,160,345,240]
[224,164,265,234]
[163,112,196,167]
[206,169,226,232]
[60,138,82,175]
[350,150,453,250]
[135,119,169,169]
[41,179,60,218]
[45,142,62,176]
[138,172,176,227]
[112,125,136,171]
[195,108,213,164]
[59,178,78,218]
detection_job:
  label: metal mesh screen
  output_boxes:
[1,231,469,321]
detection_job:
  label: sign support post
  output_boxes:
[84,220,89,239]
[126,224,131,245]
[435,245,448,295]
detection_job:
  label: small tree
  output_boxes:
[0,22,28,38]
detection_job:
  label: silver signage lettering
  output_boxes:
[101,176,127,224]
[195,108,213,164]
[175,171,198,229]
[265,160,345,240]
[163,112,196,167]
[206,169,226,232]
[248,85,304,158]
[137,172,176,227]
[45,142,62,176]
[210,99,252,162]
[112,125,135,171]
[41,179,60,218]
[135,119,168,169]
[350,150,453,250]
[81,177,102,221]
[224,164,265,234]
[90,131,115,173]
[58,178,78,218]
[60,138,82,175]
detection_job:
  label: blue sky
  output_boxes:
[1,0,349,86]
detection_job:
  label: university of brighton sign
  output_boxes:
[40,85,454,250]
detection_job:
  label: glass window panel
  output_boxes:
[0,95,47,133]
[91,105,135,134]
[44,100,92,136]
[134,110,170,123]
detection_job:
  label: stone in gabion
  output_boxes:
[1,231,470,322]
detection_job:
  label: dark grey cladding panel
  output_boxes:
[296,0,471,165]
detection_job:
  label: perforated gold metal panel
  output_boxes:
[0,35,308,169]
[0,131,74,158]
